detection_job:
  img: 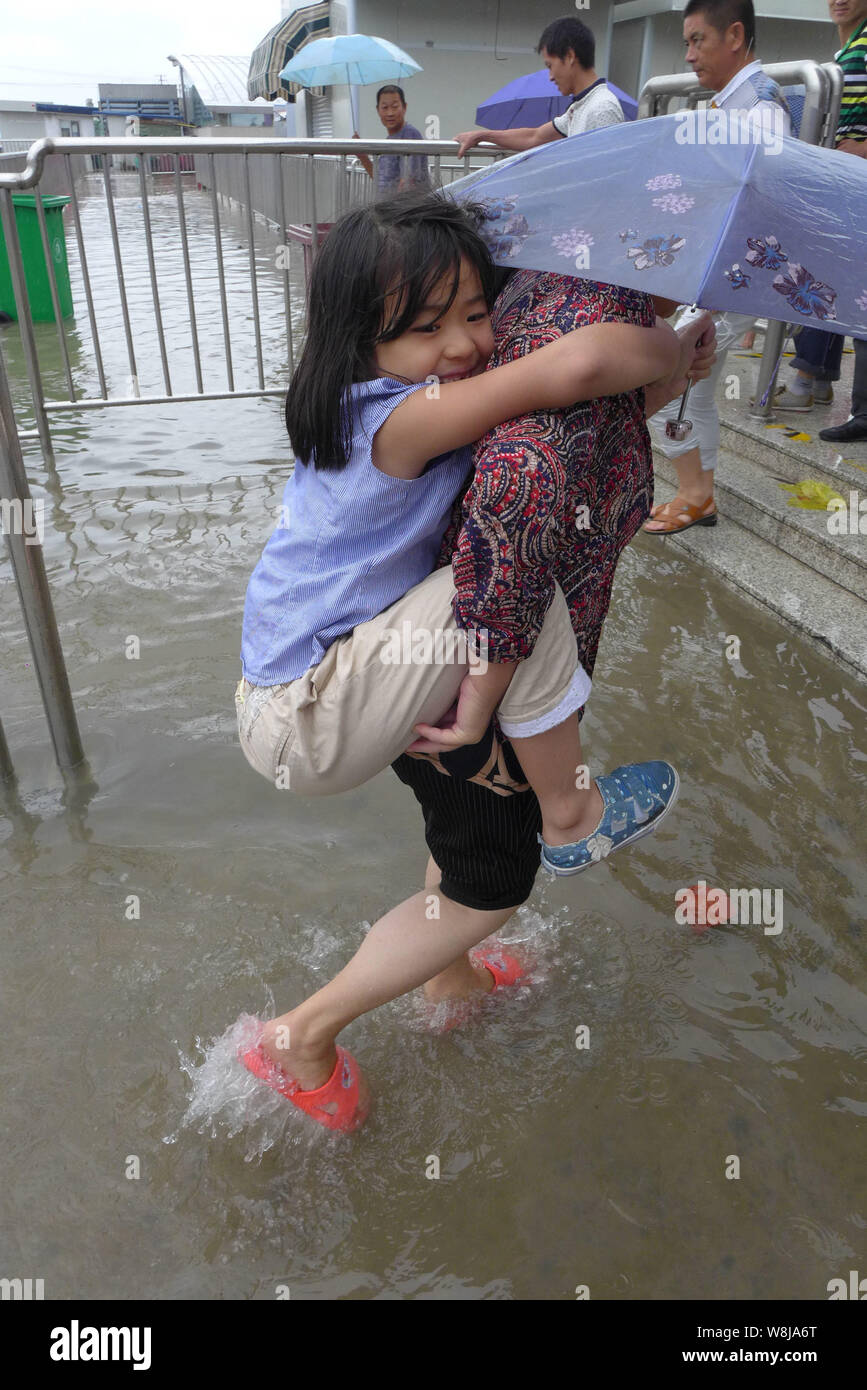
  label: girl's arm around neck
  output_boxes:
[372,319,680,480]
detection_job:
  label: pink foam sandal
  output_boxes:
[474,950,526,989]
[431,950,528,1033]
[240,1041,369,1133]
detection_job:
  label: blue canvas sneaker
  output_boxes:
[539,761,679,876]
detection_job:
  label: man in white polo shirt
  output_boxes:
[454,16,623,157]
[643,0,792,536]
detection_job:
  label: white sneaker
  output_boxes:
[773,384,833,410]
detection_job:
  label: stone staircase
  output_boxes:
[646,340,867,682]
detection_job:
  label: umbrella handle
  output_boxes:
[664,302,698,442]
[665,381,694,441]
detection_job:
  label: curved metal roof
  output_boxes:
[175,55,280,109]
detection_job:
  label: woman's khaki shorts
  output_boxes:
[235,564,588,796]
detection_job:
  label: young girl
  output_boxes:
[235,192,683,1127]
[238,192,681,842]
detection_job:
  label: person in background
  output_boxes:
[774,0,867,444]
[454,15,623,157]
[354,85,431,194]
[643,0,791,535]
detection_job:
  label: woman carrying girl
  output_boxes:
[234,191,707,1130]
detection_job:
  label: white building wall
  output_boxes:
[288,0,619,138]
[609,17,646,95]
[0,109,50,143]
[276,0,837,141]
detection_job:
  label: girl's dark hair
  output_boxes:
[285,190,497,471]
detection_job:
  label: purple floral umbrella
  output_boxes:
[447,113,867,338]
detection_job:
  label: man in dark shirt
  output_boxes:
[354,84,431,194]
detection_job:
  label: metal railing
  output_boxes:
[0,134,503,779]
[0,137,503,462]
[638,60,844,418]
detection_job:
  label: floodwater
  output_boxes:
[1,174,865,1301]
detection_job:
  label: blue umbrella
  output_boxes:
[279,32,421,87]
[476,70,637,129]
[447,113,867,337]
[280,33,422,131]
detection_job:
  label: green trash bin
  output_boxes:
[0,194,73,322]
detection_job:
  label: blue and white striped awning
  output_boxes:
[247,4,331,101]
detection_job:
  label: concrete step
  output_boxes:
[720,415,867,495]
[653,446,866,598]
[641,474,867,681]
[720,339,867,496]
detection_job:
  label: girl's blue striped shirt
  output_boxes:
[240,376,472,685]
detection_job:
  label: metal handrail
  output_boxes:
[0,137,504,453]
[0,135,501,191]
[638,60,830,138]
[819,62,844,147]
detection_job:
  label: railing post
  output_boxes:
[0,341,85,773]
[0,715,15,783]
[748,318,788,419]
[820,62,844,146]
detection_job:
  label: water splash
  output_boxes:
[163,906,572,1161]
[165,1009,338,1162]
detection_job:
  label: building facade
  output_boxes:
[279,0,835,138]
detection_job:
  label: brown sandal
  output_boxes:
[643,496,717,534]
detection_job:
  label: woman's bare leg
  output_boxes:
[260,869,515,1090]
[420,855,498,1002]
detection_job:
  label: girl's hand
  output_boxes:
[406,673,496,752]
[375,319,685,478]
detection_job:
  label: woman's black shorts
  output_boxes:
[391,748,542,912]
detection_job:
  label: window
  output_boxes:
[309,93,333,138]
[70,120,80,136]
[60,125,70,136]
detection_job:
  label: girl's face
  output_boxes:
[373,259,495,386]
